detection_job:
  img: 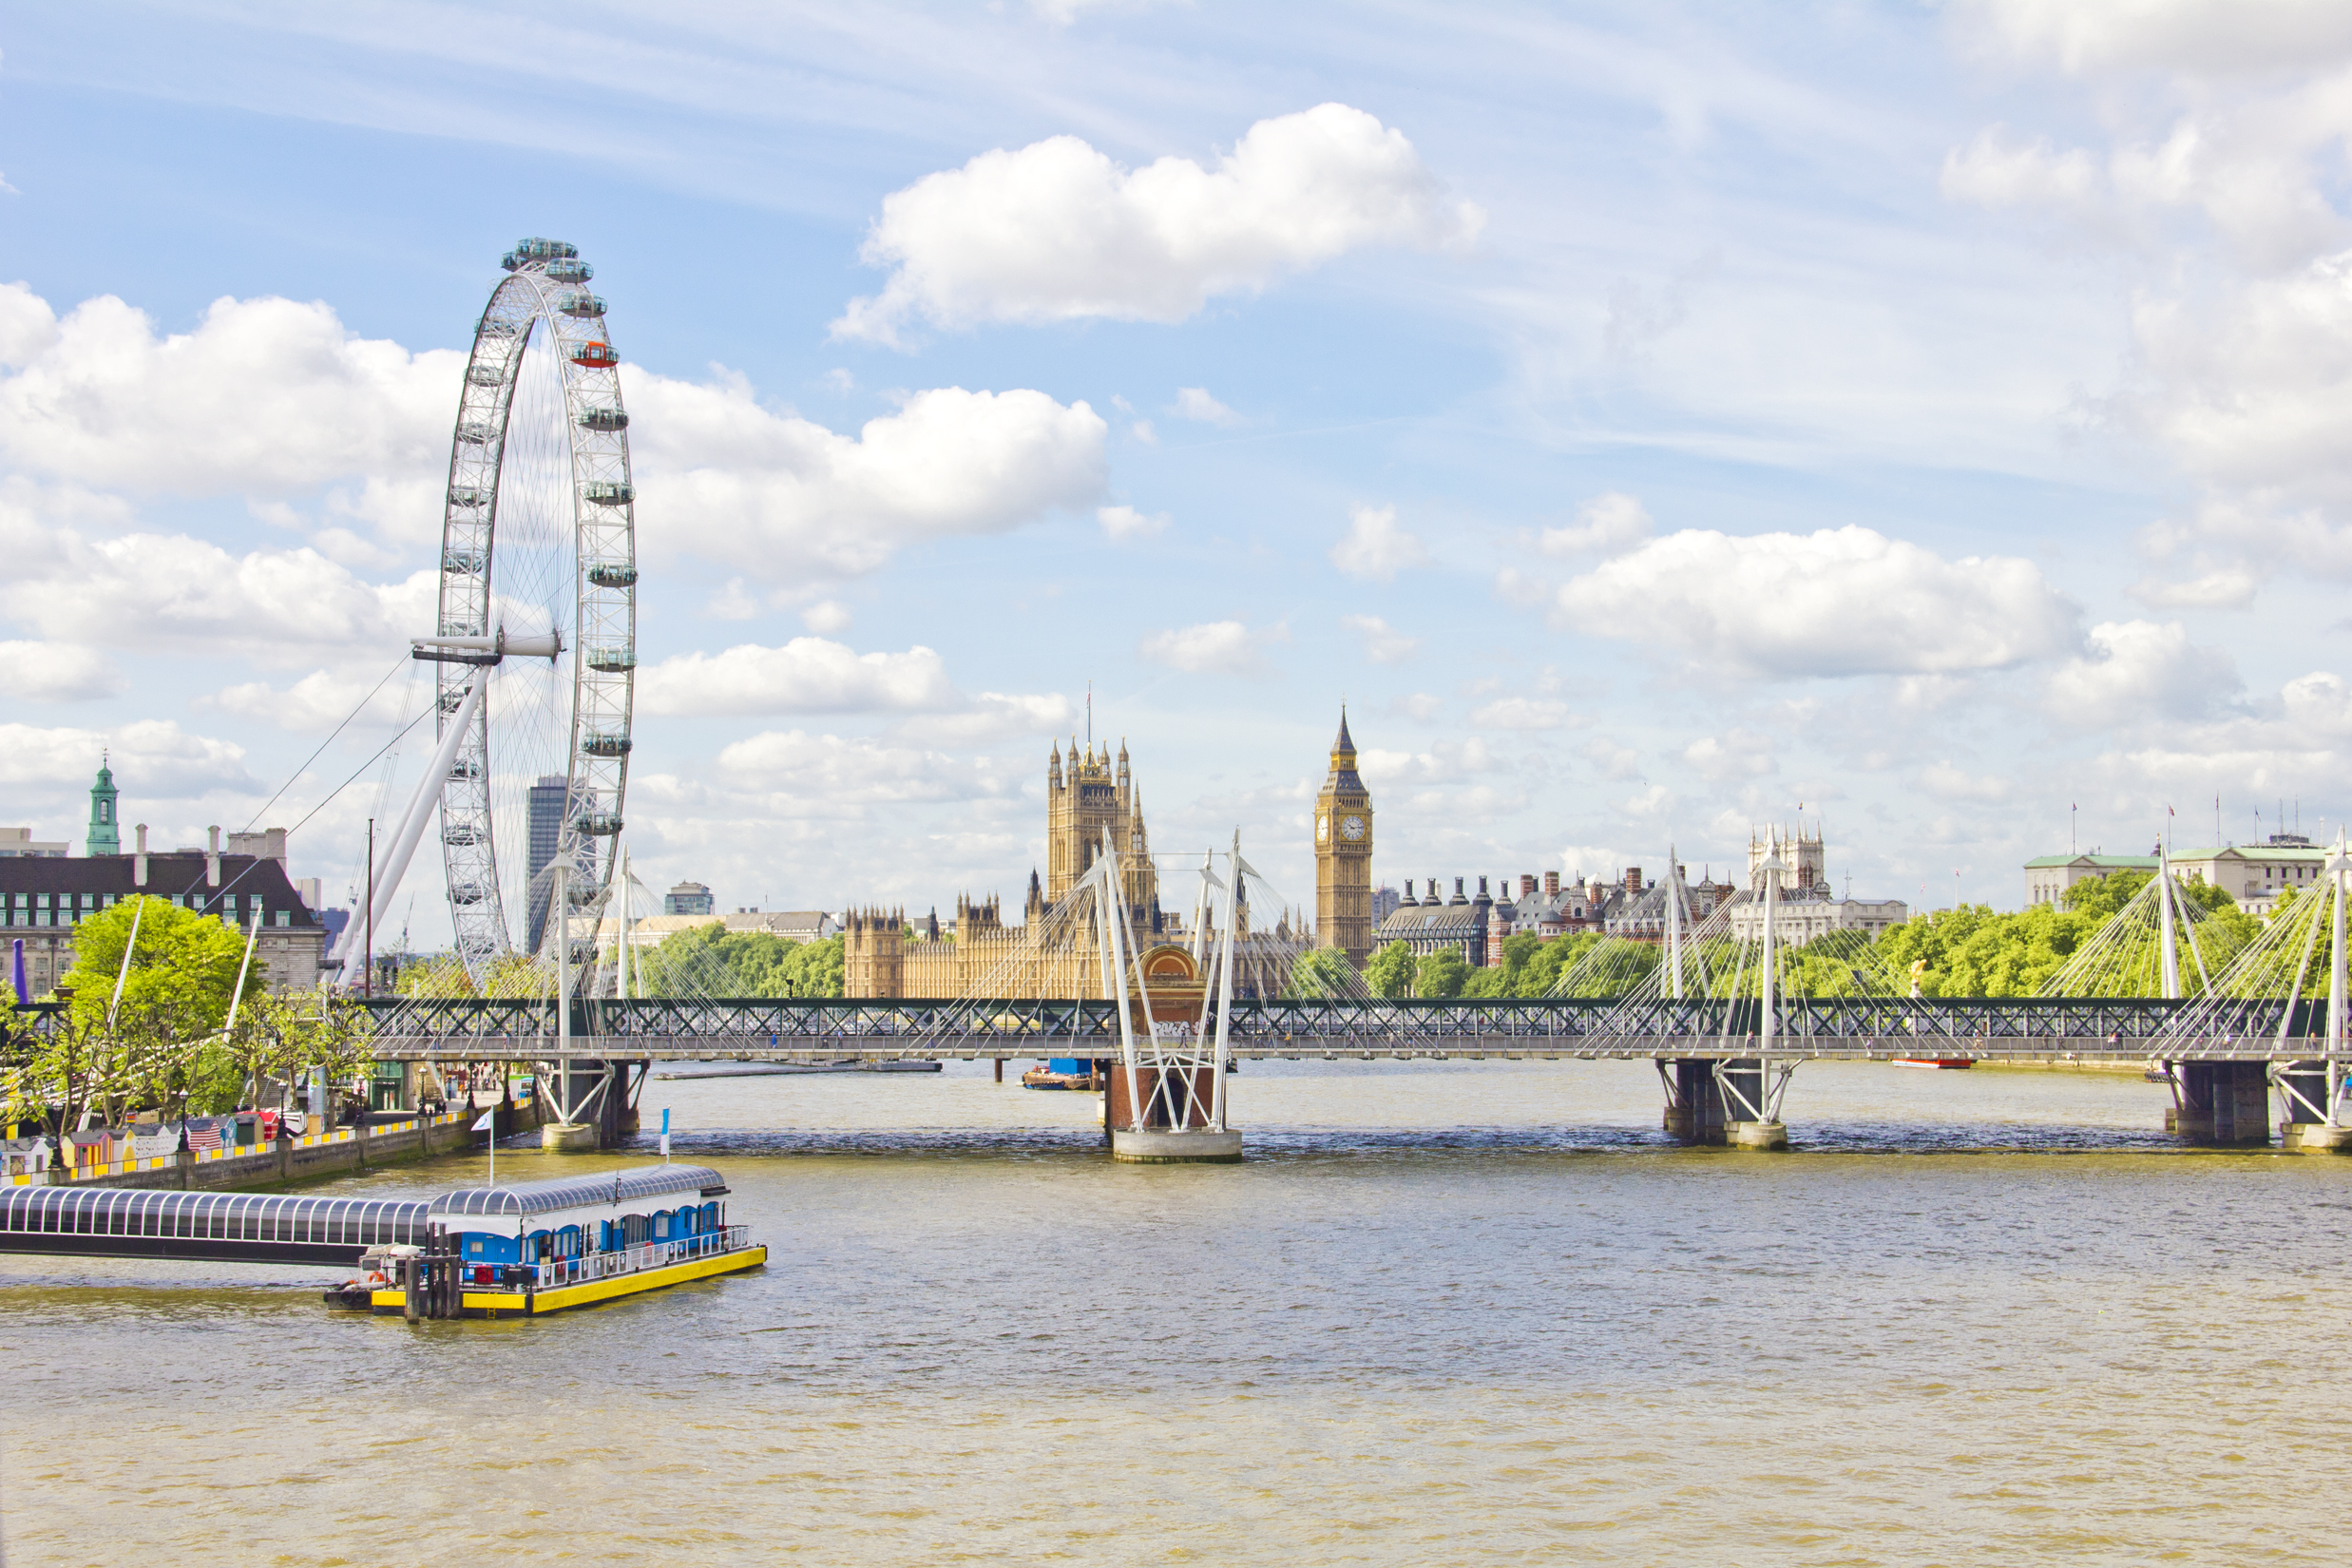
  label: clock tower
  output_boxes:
[1314,709,1374,968]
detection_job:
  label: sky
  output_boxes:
[8,0,2352,945]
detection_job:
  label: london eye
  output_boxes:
[348,237,638,985]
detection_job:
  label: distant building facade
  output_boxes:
[2169,838,2324,911]
[0,830,67,860]
[665,881,715,916]
[629,908,838,947]
[842,738,1168,999]
[2023,852,2160,908]
[3,831,330,998]
[1727,827,1906,943]
[1374,876,1497,965]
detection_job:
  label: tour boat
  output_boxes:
[332,1162,765,1319]
[1890,1058,1976,1069]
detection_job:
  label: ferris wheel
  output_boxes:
[354,237,638,985]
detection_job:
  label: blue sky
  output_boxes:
[9,0,2352,944]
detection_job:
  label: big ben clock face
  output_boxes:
[1341,814,1367,842]
[1316,814,1329,844]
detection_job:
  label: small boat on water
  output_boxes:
[1023,1059,1100,1091]
[326,1163,765,1319]
[1890,1058,1975,1069]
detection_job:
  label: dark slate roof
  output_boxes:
[1325,709,1366,796]
[426,1163,727,1220]
[1377,903,1485,940]
[0,854,323,927]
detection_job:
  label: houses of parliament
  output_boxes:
[840,716,1375,998]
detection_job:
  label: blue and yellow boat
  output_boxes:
[352,1163,764,1318]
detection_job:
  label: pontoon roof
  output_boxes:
[426,1163,727,1219]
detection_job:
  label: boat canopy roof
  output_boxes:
[426,1163,727,1221]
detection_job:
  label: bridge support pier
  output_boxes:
[1717,1059,1789,1151]
[2167,1061,2271,1146]
[1659,1059,1789,1149]
[1659,1060,1726,1145]
[1107,1065,1241,1162]
[2275,1061,2352,1152]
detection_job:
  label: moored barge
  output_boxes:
[340,1162,765,1319]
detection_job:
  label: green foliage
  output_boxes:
[0,895,365,1133]
[1284,947,1359,999]
[1366,941,1416,998]
[1413,949,1469,999]
[62,895,251,1032]
[640,924,844,997]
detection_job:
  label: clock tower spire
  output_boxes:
[1314,707,1374,967]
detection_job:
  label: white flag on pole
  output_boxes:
[471,1110,495,1131]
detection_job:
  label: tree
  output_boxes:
[53,896,254,1132]
[1366,941,1416,998]
[641,925,845,997]
[1285,947,1358,999]
[1414,949,1469,999]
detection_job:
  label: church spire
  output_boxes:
[86,752,121,857]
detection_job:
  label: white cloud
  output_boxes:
[1129,419,1157,446]
[1356,737,1495,784]
[1551,526,2079,679]
[631,375,1109,582]
[2045,619,2242,725]
[1389,693,1443,722]
[1469,697,1578,731]
[0,719,255,792]
[0,286,458,501]
[801,600,853,634]
[1939,124,2105,214]
[902,692,1078,746]
[0,513,435,666]
[0,283,1111,586]
[1539,492,1653,558]
[715,731,1015,807]
[1329,503,1430,582]
[1172,387,1242,427]
[1136,619,1286,677]
[832,104,1482,342]
[1,641,124,701]
[1340,613,1419,664]
[1954,0,2352,75]
[1098,504,1169,540]
[636,639,958,717]
[1586,739,1641,781]
[1618,783,1674,818]
[2117,258,2352,511]
[1918,760,2012,802]
[1682,730,1777,783]
[204,668,412,731]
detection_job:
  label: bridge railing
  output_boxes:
[341,994,2321,1054]
[514,1224,754,1290]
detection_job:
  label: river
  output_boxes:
[3,1059,2347,1564]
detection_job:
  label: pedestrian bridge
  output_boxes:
[339,995,2323,1063]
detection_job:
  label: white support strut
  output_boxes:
[332,674,488,974]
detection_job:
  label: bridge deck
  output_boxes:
[340,996,2336,1063]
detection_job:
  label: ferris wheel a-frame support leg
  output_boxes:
[331,676,488,980]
